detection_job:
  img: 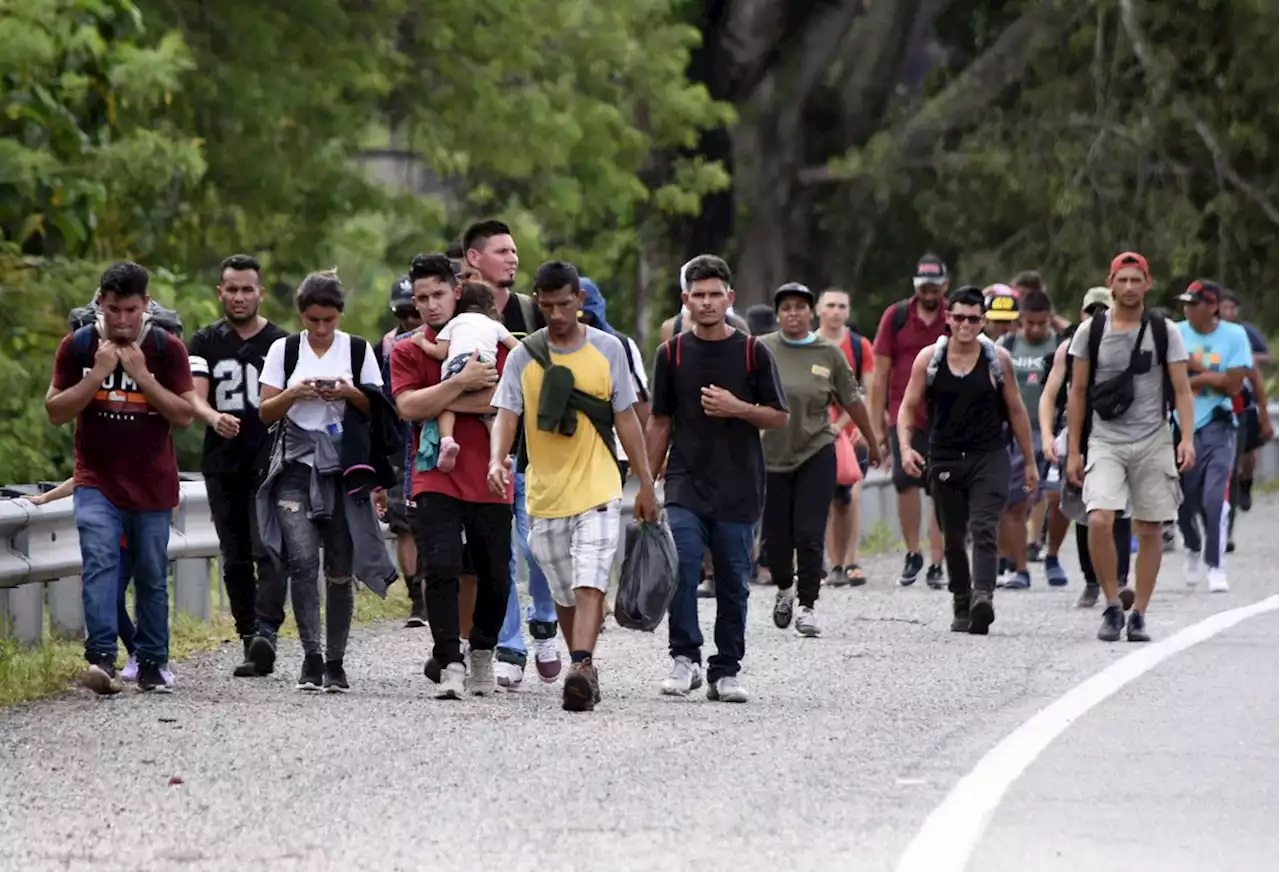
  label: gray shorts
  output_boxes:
[1084,428,1181,523]
[529,499,622,608]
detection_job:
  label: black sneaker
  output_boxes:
[296,653,324,691]
[1076,585,1100,608]
[950,593,971,632]
[138,660,172,694]
[248,633,277,676]
[81,657,123,696]
[1126,610,1150,643]
[232,637,259,677]
[1118,582,1135,611]
[898,552,925,586]
[968,591,995,635]
[772,590,795,629]
[323,660,349,693]
[925,563,946,590]
[1098,605,1125,642]
[405,600,428,629]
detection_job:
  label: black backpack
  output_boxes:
[68,296,183,364]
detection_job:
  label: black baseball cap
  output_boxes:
[745,304,778,335]
[1178,279,1221,306]
[773,282,816,310]
[913,254,948,288]
[388,276,413,312]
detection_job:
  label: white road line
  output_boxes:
[896,595,1280,872]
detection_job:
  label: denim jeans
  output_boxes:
[271,463,354,661]
[666,505,755,683]
[117,546,136,655]
[497,472,559,667]
[74,487,171,665]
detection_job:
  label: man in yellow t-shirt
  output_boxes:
[489,260,658,713]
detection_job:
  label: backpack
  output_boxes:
[617,332,649,402]
[282,333,369,385]
[68,296,183,365]
[1080,310,1171,454]
[664,330,760,377]
[890,299,911,335]
[514,293,537,337]
[840,330,865,382]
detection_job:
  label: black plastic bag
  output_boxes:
[615,518,680,632]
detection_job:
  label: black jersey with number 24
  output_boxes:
[187,319,289,475]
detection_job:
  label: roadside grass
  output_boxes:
[0,574,412,707]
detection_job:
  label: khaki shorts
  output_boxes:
[529,499,622,608]
[1083,428,1181,523]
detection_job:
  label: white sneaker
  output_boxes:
[707,676,749,703]
[1207,567,1229,593]
[795,606,821,637]
[1184,551,1203,586]
[468,649,496,696]
[660,656,703,696]
[435,662,466,700]
[494,661,523,691]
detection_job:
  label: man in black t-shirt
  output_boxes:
[646,255,789,704]
[187,254,289,677]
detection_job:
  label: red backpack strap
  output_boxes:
[744,335,757,374]
[675,331,684,369]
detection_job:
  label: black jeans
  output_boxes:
[929,449,1010,594]
[414,493,513,666]
[1075,517,1132,586]
[765,444,837,608]
[207,471,282,639]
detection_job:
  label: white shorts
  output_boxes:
[529,499,622,608]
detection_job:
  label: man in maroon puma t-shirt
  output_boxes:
[45,262,195,695]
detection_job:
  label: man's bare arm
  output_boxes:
[895,350,929,448]
[488,409,520,465]
[614,406,654,487]
[644,415,672,483]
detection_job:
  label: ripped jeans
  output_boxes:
[273,463,354,661]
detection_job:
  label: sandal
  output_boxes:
[844,565,867,587]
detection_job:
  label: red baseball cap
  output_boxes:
[1108,251,1150,283]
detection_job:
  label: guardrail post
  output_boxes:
[47,575,85,641]
[1,524,44,646]
[172,500,211,622]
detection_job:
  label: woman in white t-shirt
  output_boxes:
[414,280,518,472]
[257,270,384,693]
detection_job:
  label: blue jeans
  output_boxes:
[666,505,754,683]
[74,487,171,665]
[497,472,558,666]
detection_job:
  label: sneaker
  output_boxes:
[1184,551,1203,586]
[1002,570,1031,590]
[160,666,175,687]
[950,593,971,632]
[827,565,847,588]
[898,551,924,586]
[296,653,324,691]
[660,656,703,696]
[1076,584,1100,609]
[1207,567,1229,593]
[248,634,277,676]
[495,660,523,691]
[772,589,795,629]
[1126,610,1151,642]
[138,660,173,694]
[404,600,428,629]
[795,606,821,637]
[562,660,598,712]
[120,654,139,683]
[469,649,496,696]
[1044,556,1069,587]
[436,437,460,473]
[925,563,946,590]
[706,676,749,703]
[232,637,259,677]
[436,662,466,700]
[1098,605,1125,642]
[696,577,716,598]
[1118,581,1135,611]
[533,638,562,682]
[323,660,349,693]
[81,659,123,696]
[968,590,995,635]
[1027,541,1044,563]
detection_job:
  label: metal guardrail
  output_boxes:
[1,403,1276,646]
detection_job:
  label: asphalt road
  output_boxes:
[0,496,1275,872]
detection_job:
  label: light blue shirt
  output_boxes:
[1176,319,1252,431]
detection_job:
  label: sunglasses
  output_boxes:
[950,314,983,325]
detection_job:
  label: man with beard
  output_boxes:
[462,219,564,688]
[187,254,289,677]
[871,254,948,588]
